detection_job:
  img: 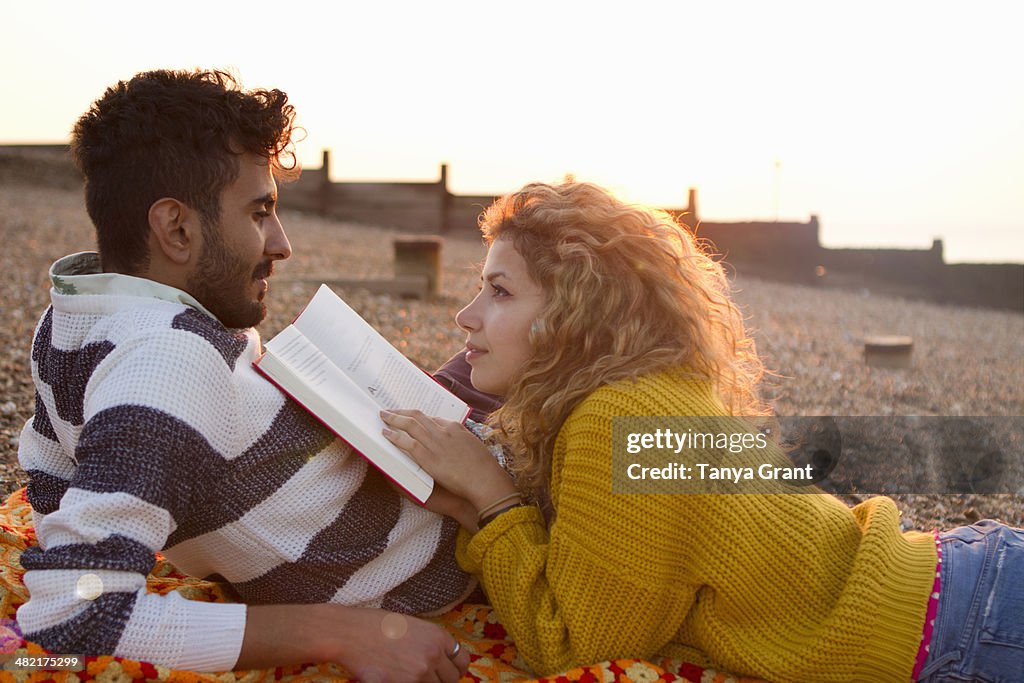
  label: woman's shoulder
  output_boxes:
[571,366,728,421]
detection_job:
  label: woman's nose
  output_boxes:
[455,292,482,332]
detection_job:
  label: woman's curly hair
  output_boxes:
[479,182,768,496]
[71,69,299,274]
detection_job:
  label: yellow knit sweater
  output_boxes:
[457,368,937,682]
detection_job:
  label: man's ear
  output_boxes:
[148,198,197,265]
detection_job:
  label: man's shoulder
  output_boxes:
[35,300,274,455]
[39,299,257,377]
[109,301,252,360]
[165,307,255,369]
[113,307,255,376]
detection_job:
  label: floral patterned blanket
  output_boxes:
[0,489,763,683]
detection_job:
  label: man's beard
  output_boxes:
[188,224,272,330]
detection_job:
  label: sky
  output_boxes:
[3,1,1022,263]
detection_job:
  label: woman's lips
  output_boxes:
[465,344,487,362]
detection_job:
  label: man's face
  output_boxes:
[188,154,292,329]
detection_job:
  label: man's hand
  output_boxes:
[326,608,469,683]
[238,604,469,682]
[424,485,479,532]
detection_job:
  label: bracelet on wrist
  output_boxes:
[478,502,526,530]
[476,492,523,522]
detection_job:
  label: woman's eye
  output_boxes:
[490,284,510,297]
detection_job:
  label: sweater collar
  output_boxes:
[49,251,218,321]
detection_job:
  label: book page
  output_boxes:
[263,326,381,426]
[288,285,466,420]
[256,327,433,501]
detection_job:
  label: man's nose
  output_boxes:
[266,214,292,261]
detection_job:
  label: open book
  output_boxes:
[254,284,470,502]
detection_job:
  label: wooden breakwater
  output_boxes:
[3,144,1020,312]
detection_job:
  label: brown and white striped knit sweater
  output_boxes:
[17,252,474,671]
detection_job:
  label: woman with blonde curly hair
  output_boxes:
[383,181,1023,682]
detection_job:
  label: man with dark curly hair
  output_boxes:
[16,69,472,682]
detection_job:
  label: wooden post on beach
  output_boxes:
[394,236,443,298]
[318,149,333,216]
[864,336,913,369]
[438,163,451,234]
[680,187,699,229]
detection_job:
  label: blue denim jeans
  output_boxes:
[917,520,1024,682]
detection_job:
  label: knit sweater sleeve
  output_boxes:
[17,327,247,671]
[17,390,73,530]
[458,377,710,675]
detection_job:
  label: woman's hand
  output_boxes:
[381,409,517,513]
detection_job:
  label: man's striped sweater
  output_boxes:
[17,253,473,671]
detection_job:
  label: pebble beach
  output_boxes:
[1,180,1021,530]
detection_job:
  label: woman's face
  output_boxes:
[456,239,546,396]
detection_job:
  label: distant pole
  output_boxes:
[773,159,781,222]
[685,187,699,228]
[319,149,332,216]
[439,163,450,234]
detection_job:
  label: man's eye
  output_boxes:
[254,211,270,220]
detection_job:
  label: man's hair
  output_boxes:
[478,182,768,497]
[70,69,298,273]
